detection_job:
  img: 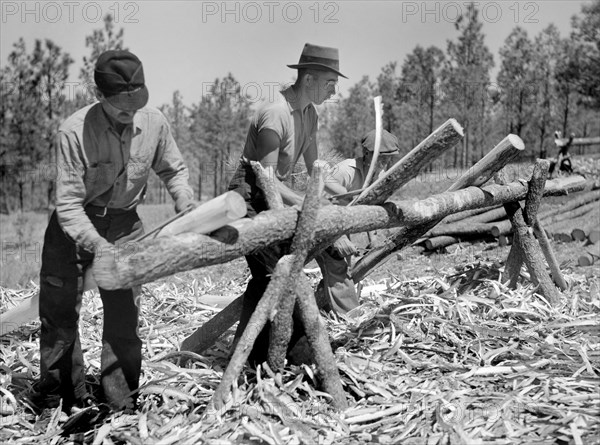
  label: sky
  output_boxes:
[0,1,590,108]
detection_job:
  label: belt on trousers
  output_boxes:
[84,205,136,218]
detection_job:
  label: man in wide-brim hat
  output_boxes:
[30,50,195,414]
[228,43,347,365]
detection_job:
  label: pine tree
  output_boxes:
[443,2,494,168]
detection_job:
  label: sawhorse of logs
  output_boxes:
[95,119,588,410]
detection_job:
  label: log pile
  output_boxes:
[420,187,600,251]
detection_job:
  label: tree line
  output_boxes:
[1,2,598,213]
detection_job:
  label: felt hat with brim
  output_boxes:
[94,50,149,111]
[287,43,347,79]
[362,129,400,155]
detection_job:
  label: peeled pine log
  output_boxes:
[571,228,587,242]
[2,192,247,336]
[427,222,497,238]
[537,189,600,221]
[424,236,459,251]
[578,244,600,267]
[578,253,595,266]
[555,136,600,147]
[439,205,501,224]
[546,219,579,242]
[352,134,526,282]
[491,220,513,238]
[465,206,508,223]
[539,200,598,226]
[250,161,284,210]
[421,206,509,249]
[498,235,512,247]
[158,191,247,237]
[179,296,243,355]
[107,175,586,290]
[570,207,600,242]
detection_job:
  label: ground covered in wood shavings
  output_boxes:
[1,258,599,444]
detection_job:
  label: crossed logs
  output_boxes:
[83,118,590,410]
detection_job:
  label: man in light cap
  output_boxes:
[315,129,400,313]
[228,43,346,365]
[31,50,195,413]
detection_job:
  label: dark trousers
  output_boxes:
[229,162,304,365]
[39,208,143,410]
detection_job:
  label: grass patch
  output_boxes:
[0,204,176,288]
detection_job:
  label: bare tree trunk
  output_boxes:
[213,154,219,198]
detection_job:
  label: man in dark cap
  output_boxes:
[228,43,346,365]
[32,50,195,413]
[316,129,400,313]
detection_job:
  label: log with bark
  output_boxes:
[502,160,567,291]
[498,163,561,305]
[424,235,459,251]
[209,168,348,410]
[153,176,586,355]
[181,162,285,356]
[267,166,323,370]
[351,134,526,282]
[351,119,464,206]
[179,120,464,354]
[105,175,586,290]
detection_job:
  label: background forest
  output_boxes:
[1,1,599,213]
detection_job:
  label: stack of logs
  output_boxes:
[97,119,590,411]
[420,188,600,266]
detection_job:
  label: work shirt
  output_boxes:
[55,103,193,253]
[241,87,318,181]
[329,157,366,192]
